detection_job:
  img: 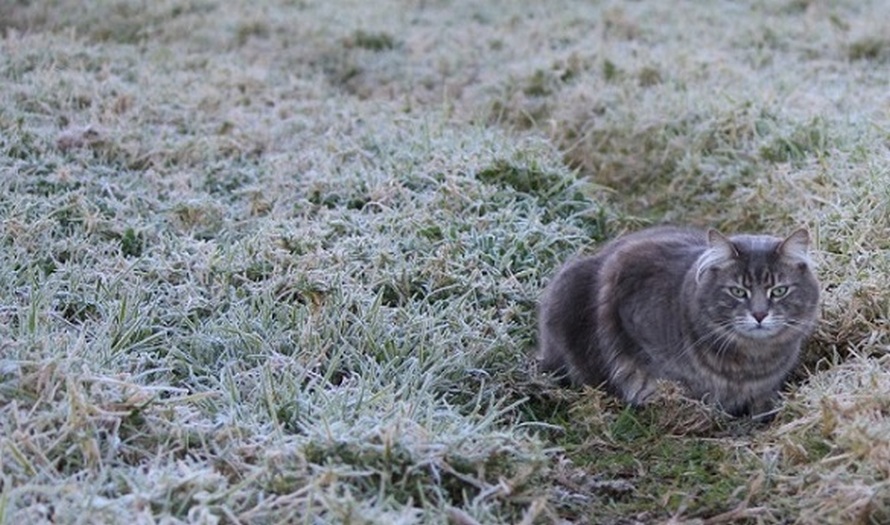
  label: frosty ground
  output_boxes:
[1,1,889,523]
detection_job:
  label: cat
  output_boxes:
[537,226,820,418]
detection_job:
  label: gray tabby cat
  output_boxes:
[537,226,820,417]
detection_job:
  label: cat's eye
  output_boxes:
[770,286,789,299]
[727,286,749,299]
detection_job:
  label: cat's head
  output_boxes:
[693,228,820,342]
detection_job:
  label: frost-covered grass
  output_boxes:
[1,1,889,523]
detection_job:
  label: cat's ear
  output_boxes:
[696,229,739,282]
[778,228,810,260]
[707,229,739,259]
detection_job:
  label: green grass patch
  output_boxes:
[847,36,890,62]
[527,387,757,521]
[346,29,397,51]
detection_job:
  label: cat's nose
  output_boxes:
[752,311,768,323]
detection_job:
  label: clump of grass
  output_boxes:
[315,29,405,98]
[522,69,555,97]
[602,58,620,82]
[637,65,662,87]
[557,103,833,202]
[119,227,144,257]
[235,19,270,46]
[487,53,591,131]
[759,117,830,163]
[847,36,890,61]
[757,353,890,523]
[525,382,757,521]
[345,29,397,51]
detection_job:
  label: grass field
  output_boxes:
[2,0,889,523]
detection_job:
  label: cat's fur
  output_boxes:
[537,226,820,417]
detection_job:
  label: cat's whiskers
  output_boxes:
[664,319,737,369]
[776,317,816,336]
[710,325,741,361]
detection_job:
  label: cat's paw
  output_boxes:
[619,370,659,406]
[746,398,780,423]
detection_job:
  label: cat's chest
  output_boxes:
[675,344,794,398]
